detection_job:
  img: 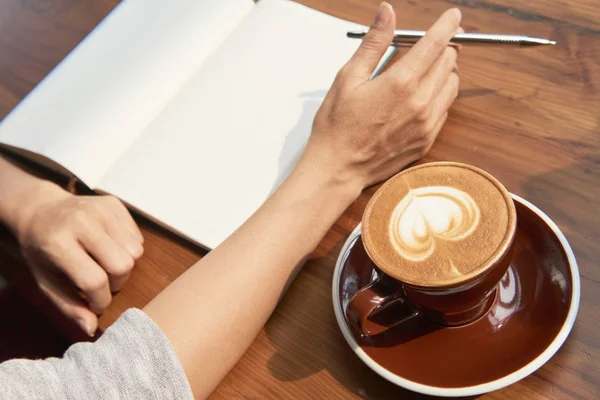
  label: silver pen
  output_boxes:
[347,30,556,46]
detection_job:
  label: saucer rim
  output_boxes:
[331,193,581,397]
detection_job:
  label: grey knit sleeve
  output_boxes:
[0,308,193,399]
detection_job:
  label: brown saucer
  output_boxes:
[332,194,580,396]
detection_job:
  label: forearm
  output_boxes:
[144,3,461,396]
[143,156,361,398]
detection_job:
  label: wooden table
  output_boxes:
[1,0,598,398]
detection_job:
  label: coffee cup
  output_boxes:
[347,162,517,337]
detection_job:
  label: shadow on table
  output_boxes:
[264,239,479,400]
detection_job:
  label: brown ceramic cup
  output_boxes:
[347,162,518,337]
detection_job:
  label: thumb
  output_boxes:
[346,2,396,81]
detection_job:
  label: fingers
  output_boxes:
[430,71,459,122]
[421,112,449,157]
[78,217,136,292]
[103,221,143,260]
[45,241,112,314]
[431,112,449,141]
[344,2,396,81]
[96,198,144,259]
[390,8,461,80]
[418,46,458,101]
[455,26,464,53]
[104,196,143,243]
[31,266,98,336]
[414,112,449,163]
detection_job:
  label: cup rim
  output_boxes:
[362,161,518,289]
[332,193,580,397]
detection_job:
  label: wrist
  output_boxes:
[0,179,67,241]
[293,150,364,208]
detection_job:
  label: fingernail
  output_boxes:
[374,2,391,27]
[77,318,94,337]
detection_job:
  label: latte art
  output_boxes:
[362,162,515,286]
[388,186,481,262]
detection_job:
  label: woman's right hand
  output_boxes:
[304,3,461,189]
[14,182,143,336]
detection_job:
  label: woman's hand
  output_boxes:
[304,3,461,189]
[9,180,143,336]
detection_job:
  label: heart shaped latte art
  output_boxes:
[388,186,481,262]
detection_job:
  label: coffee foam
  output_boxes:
[363,163,516,287]
[389,186,481,262]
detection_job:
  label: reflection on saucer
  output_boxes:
[487,266,521,331]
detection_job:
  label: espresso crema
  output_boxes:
[362,162,516,287]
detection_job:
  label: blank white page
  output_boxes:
[0,0,253,187]
[99,0,392,249]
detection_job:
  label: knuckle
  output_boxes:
[99,195,122,212]
[124,256,136,270]
[117,257,135,274]
[131,244,144,259]
[95,296,111,311]
[72,209,89,225]
[444,48,457,69]
[78,273,108,294]
[392,74,412,92]
[409,96,428,114]
[104,195,121,207]
[107,256,135,277]
[423,119,437,135]
[82,223,102,242]
[450,66,460,82]
[418,127,430,142]
[42,233,69,253]
[361,34,388,52]
[416,106,432,123]
[335,64,351,82]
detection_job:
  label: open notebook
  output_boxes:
[0,0,393,249]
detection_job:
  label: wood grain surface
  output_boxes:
[0,0,598,398]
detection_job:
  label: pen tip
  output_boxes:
[549,40,557,45]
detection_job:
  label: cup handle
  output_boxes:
[346,277,419,337]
